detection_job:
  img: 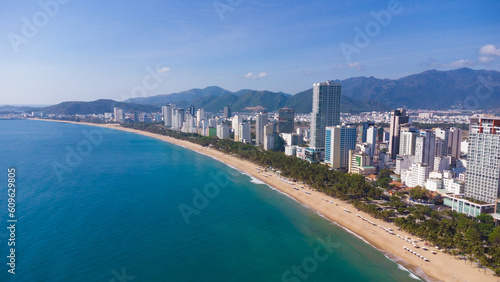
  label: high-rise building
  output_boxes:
[224,106,232,118]
[278,108,295,133]
[361,122,375,143]
[402,162,430,188]
[434,128,449,156]
[415,129,436,169]
[264,134,276,151]
[325,125,356,169]
[113,107,124,123]
[366,126,378,145]
[189,105,196,116]
[464,117,500,203]
[196,108,205,127]
[399,125,418,156]
[434,156,451,172]
[216,124,230,139]
[172,108,185,130]
[448,127,462,159]
[310,81,341,154]
[232,115,242,141]
[162,104,173,127]
[389,108,410,159]
[239,123,251,143]
[256,113,267,145]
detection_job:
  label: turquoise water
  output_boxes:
[0,120,421,281]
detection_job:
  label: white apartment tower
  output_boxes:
[464,117,500,203]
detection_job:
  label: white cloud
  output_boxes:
[157,67,171,73]
[336,61,362,70]
[478,56,495,63]
[244,72,267,79]
[479,44,500,56]
[439,59,473,68]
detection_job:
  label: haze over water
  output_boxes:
[0,120,421,281]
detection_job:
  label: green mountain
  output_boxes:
[340,68,500,109]
[32,99,159,115]
[125,68,499,113]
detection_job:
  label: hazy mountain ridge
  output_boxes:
[124,68,499,113]
[30,99,159,115]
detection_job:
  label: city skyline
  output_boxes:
[1,0,499,105]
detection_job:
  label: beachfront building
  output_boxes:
[264,134,276,151]
[162,104,173,127]
[389,108,410,159]
[309,81,341,160]
[464,117,500,203]
[232,115,243,141]
[278,108,295,133]
[324,125,356,170]
[256,113,267,145]
[348,150,371,174]
[114,107,124,123]
[401,162,430,188]
[217,124,230,139]
[239,122,251,144]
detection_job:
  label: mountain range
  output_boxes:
[125,68,500,113]
[8,68,498,115]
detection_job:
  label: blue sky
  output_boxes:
[1,0,499,105]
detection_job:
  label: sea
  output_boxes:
[0,120,423,281]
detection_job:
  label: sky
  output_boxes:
[1,0,499,105]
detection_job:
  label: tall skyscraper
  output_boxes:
[325,125,356,169]
[232,115,242,141]
[113,107,124,123]
[310,81,341,152]
[389,108,409,159]
[256,113,267,145]
[162,104,173,127]
[224,106,232,118]
[196,108,205,127]
[448,127,462,159]
[188,105,196,116]
[278,108,295,133]
[415,129,436,169]
[465,117,500,203]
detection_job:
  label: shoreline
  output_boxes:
[32,119,495,282]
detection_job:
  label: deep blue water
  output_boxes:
[0,120,421,281]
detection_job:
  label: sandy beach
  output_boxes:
[34,119,493,282]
